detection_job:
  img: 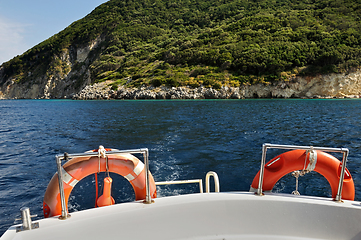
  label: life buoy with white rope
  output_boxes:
[250,149,355,200]
[43,148,157,218]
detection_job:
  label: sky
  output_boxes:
[0,0,109,65]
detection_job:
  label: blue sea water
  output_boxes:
[0,99,361,235]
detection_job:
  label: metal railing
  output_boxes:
[56,148,221,220]
[55,148,152,220]
[155,171,220,194]
[256,143,349,202]
[206,171,220,193]
[156,179,204,193]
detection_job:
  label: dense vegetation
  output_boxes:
[2,0,361,89]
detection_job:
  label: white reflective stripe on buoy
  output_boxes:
[267,157,281,167]
[134,161,144,175]
[124,161,144,181]
[61,168,79,187]
[124,173,134,181]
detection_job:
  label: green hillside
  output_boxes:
[2,0,361,89]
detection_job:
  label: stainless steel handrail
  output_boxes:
[256,143,349,202]
[56,148,152,220]
[155,171,221,194]
[156,179,204,193]
[56,154,68,219]
[205,171,220,193]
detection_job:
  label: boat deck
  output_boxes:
[2,192,361,240]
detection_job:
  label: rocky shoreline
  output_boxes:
[72,70,361,100]
[72,84,360,100]
[72,84,244,100]
[2,69,361,100]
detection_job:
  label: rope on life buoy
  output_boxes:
[291,147,317,195]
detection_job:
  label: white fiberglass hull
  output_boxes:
[2,192,361,240]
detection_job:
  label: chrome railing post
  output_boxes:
[199,179,204,193]
[142,148,152,204]
[257,143,269,195]
[56,153,70,219]
[335,148,349,202]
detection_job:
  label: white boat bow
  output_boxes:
[1,144,360,240]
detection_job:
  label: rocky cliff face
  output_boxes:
[245,70,361,99]
[0,37,103,99]
[1,38,361,100]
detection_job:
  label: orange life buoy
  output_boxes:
[250,150,355,200]
[43,151,157,218]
